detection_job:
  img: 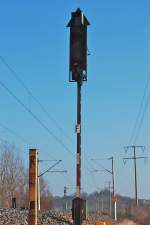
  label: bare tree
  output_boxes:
[40,176,53,210]
[0,141,26,207]
[0,141,53,209]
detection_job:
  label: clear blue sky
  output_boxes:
[0,1,150,199]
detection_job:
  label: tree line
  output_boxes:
[0,141,53,209]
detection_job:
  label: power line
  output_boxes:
[0,57,97,190]
[0,56,73,144]
[0,122,62,161]
[133,90,150,144]
[0,79,75,157]
[0,123,62,161]
[0,123,29,144]
[0,122,31,146]
[128,73,150,145]
[0,79,98,191]
[0,122,34,157]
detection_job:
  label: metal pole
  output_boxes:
[112,157,117,221]
[98,196,99,213]
[37,160,40,211]
[98,191,100,214]
[105,181,111,215]
[96,196,98,214]
[108,182,111,216]
[101,190,104,212]
[65,199,68,211]
[109,187,111,216]
[134,146,138,207]
[76,82,82,197]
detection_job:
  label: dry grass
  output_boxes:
[117,219,137,225]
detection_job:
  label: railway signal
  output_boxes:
[67,8,90,83]
[67,8,90,225]
[64,186,68,211]
[63,186,77,211]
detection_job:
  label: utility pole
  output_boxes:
[110,157,117,221]
[105,181,112,216]
[67,8,90,225]
[37,159,64,211]
[29,149,38,225]
[96,188,103,214]
[37,160,40,211]
[91,157,117,221]
[123,145,147,207]
[95,194,98,215]
[64,186,68,211]
[101,190,104,213]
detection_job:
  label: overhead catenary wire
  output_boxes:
[39,160,62,177]
[0,79,75,157]
[0,122,35,157]
[0,57,98,193]
[0,77,97,193]
[0,122,37,158]
[91,158,112,174]
[89,157,113,191]
[0,56,73,144]
[0,123,60,160]
[59,162,75,186]
[0,122,32,147]
[0,119,95,187]
[0,121,64,162]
